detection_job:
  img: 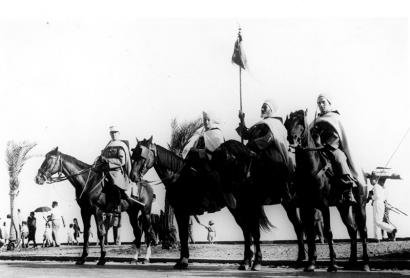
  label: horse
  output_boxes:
[35,147,155,265]
[130,137,304,271]
[284,110,369,272]
[211,139,305,269]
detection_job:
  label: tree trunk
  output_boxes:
[8,190,20,249]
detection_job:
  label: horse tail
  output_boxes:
[258,206,275,231]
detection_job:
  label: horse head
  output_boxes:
[285,109,308,148]
[130,136,156,182]
[35,147,62,185]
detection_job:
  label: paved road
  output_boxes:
[2,261,410,278]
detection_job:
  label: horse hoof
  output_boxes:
[131,259,139,265]
[304,264,315,272]
[295,258,305,268]
[141,258,150,264]
[327,264,338,272]
[238,264,250,271]
[76,258,86,265]
[362,264,371,272]
[97,260,106,266]
[251,263,262,271]
[173,261,188,270]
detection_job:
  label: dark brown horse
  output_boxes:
[130,137,304,271]
[284,110,369,272]
[35,147,155,265]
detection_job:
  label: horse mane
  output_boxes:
[218,139,253,160]
[60,152,91,169]
[155,144,184,173]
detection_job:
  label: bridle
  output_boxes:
[38,153,95,184]
[38,153,64,183]
[133,143,178,185]
[135,144,157,179]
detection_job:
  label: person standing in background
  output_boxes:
[50,201,65,247]
[27,212,37,248]
[367,169,401,242]
[204,220,216,244]
[73,218,82,245]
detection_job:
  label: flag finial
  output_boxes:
[232,27,247,69]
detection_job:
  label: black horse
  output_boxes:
[35,147,155,265]
[130,137,304,271]
[212,139,305,268]
[284,110,369,272]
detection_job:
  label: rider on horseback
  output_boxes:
[101,126,134,213]
[311,94,361,205]
[182,111,237,209]
[182,111,225,160]
[236,99,294,203]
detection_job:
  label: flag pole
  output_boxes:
[239,66,242,112]
[239,65,243,143]
[238,27,244,143]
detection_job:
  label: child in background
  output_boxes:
[42,221,53,247]
[0,221,8,250]
[67,224,74,245]
[73,218,82,245]
[21,221,29,248]
[204,220,216,244]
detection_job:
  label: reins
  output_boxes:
[41,153,104,199]
[46,166,96,184]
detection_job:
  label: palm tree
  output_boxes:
[161,118,202,248]
[168,118,203,155]
[5,141,37,249]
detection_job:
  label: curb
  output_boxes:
[1,256,409,270]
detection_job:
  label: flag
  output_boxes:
[232,33,247,69]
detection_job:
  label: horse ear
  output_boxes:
[304,108,308,116]
[54,146,59,152]
[148,136,153,143]
[136,137,139,144]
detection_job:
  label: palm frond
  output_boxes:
[6,141,37,191]
[168,118,203,155]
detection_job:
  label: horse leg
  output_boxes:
[337,204,358,268]
[173,208,190,269]
[354,202,370,271]
[141,212,153,264]
[76,209,91,265]
[127,205,142,264]
[228,207,253,271]
[104,224,111,246]
[320,206,337,272]
[300,206,317,272]
[250,217,262,271]
[283,202,305,265]
[96,210,107,265]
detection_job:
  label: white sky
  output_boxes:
[0,0,409,242]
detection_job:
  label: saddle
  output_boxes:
[95,177,145,212]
